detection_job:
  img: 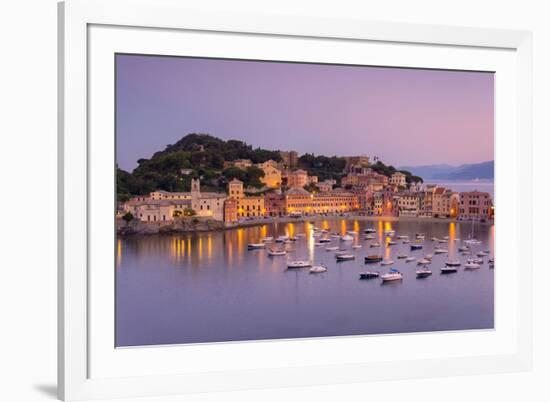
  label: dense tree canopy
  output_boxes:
[116,133,423,202]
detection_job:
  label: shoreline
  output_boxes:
[118,214,494,236]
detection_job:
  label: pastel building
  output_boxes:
[458,191,493,221]
[265,192,287,217]
[258,164,282,188]
[286,169,309,188]
[190,179,227,221]
[396,193,420,217]
[227,178,266,218]
[390,172,407,187]
[285,188,358,215]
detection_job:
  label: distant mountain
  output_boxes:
[399,161,494,180]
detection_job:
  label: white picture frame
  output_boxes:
[58,0,533,400]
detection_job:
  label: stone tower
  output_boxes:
[228,178,244,199]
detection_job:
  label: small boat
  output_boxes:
[445,260,461,267]
[275,235,289,243]
[287,260,312,269]
[387,241,398,246]
[314,242,324,246]
[359,271,379,279]
[483,249,490,254]
[437,239,447,243]
[402,240,411,244]
[352,245,362,249]
[434,248,448,254]
[318,238,331,243]
[262,236,274,242]
[417,258,431,265]
[364,234,375,240]
[330,234,341,238]
[384,229,396,236]
[410,244,423,250]
[247,243,266,250]
[340,234,354,242]
[325,246,339,251]
[405,257,416,263]
[347,230,358,235]
[488,257,494,264]
[424,254,433,260]
[267,249,286,256]
[336,254,355,261]
[295,233,306,238]
[397,254,408,259]
[364,228,376,234]
[370,242,381,247]
[381,268,403,282]
[443,236,449,240]
[416,268,432,278]
[458,245,470,252]
[365,255,383,263]
[431,237,439,242]
[470,258,484,264]
[477,251,489,257]
[396,235,408,240]
[441,266,458,273]
[309,265,327,273]
[380,259,394,266]
[288,237,297,242]
[461,251,472,256]
[416,233,425,240]
[464,261,481,270]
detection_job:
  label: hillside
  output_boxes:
[117,133,423,202]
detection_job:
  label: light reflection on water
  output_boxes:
[116,218,494,347]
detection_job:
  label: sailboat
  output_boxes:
[464,219,482,245]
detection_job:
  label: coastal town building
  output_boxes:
[123,199,191,222]
[190,179,226,221]
[257,163,282,188]
[150,190,192,201]
[223,197,239,224]
[264,192,287,217]
[227,178,266,218]
[458,191,493,221]
[285,188,358,215]
[396,192,420,217]
[280,150,299,168]
[286,169,309,188]
[341,169,388,190]
[317,179,336,193]
[390,172,407,187]
[343,155,370,173]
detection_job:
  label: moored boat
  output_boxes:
[365,255,383,263]
[410,244,423,250]
[434,248,448,254]
[441,266,458,273]
[325,246,339,251]
[359,271,379,279]
[405,257,416,262]
[248,243,266,250]
[309,265,327,273]
[380,259,394,266]
[416,268,432,278]
[381,268,403,282]
[445,260,461,267]
[267,249,286,256]
[287,260,312,269]
[336,254,355,261]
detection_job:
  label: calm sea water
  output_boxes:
[116,219,494,347]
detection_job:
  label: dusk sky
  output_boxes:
[116,54,494,172]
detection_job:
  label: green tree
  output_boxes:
[122,212,134,225]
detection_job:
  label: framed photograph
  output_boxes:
[58,0,533,400]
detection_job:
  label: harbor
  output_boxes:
[116,218,494,347]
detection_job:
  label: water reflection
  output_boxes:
[116,218,495,347]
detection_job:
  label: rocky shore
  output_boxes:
[117,214,494,236]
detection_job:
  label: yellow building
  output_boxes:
[227,178,266,218]
[286,188,358,215]
[286,169,308,188]
[390,172,407,187]
[258,164,282,188]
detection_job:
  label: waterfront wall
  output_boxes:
[117,217,225,235]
